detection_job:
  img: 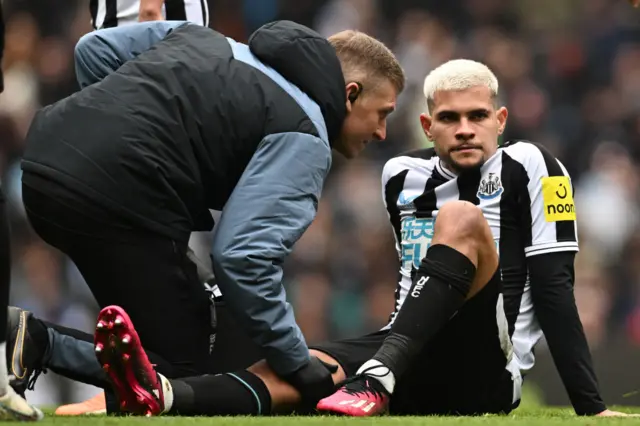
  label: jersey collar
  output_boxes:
[436,160,458,181]
[436,148,502,181]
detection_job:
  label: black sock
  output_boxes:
[0,185,10,343]
[373,244,475,379]
[169,370,271,416]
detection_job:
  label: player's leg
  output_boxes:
[388,272,520,416]
[149,348,345,416]
[0,185,43,420]
[167,261,513,419]
[317,200,499,415]
[93,305,390,416]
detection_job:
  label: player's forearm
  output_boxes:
[211,218,311,376]
[528,252,606,415]
[211,251,311,376]
[210,132,331,377]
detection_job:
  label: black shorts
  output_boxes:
[310,271,521,416]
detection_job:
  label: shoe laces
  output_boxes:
[26,368,47,392]
[337,366,390,400]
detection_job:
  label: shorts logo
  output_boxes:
[542,176,576,222]
[477,173,503,200]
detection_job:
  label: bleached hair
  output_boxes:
[423,59,499,115]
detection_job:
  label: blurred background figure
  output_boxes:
[89,0,209,30]
[1,0,640,409]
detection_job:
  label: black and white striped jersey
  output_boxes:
[90,0,209,30]
[381,140,579,375]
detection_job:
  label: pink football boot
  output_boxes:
[94,305,164,416]
[317,374,390,416]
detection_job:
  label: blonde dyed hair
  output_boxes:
[423,59,498,114]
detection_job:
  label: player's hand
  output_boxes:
[282,357,338,406]
[629,0,640,8]
[596,409,640,417]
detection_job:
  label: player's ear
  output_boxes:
[496,106,508,135]
[420,113,433,141]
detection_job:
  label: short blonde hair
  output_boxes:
[328,30,405,95]
[423,59,498,114]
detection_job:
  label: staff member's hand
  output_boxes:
[282,357,338,406]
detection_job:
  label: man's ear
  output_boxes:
[496,106,508,134]
[345,82,362,112]
[420,113,433,140]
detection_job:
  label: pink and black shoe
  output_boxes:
[316,374,390,416]
[94,305,164,416]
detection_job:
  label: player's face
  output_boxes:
[335,80,397,159]
[420,86,508,174]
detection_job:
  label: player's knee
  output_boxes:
[435,201,487,243]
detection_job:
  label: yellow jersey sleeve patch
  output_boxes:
[542,176,576,222]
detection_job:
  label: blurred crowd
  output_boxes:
[1,0,640,406]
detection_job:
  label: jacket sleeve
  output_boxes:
[74,21,189,88]
[210,132,332,377]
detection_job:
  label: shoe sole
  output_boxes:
[316,404,362,417]
[316,406,386,417]
[316,397,388,417]
[0,402,44,421]
[94,306,161,416]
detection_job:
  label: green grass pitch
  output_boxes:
[29,388,640,424]
[29,407,640,426]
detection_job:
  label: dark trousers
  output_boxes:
[21,177,214,378]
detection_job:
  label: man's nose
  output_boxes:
[455,119,475,140]
[374,122,387,141]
